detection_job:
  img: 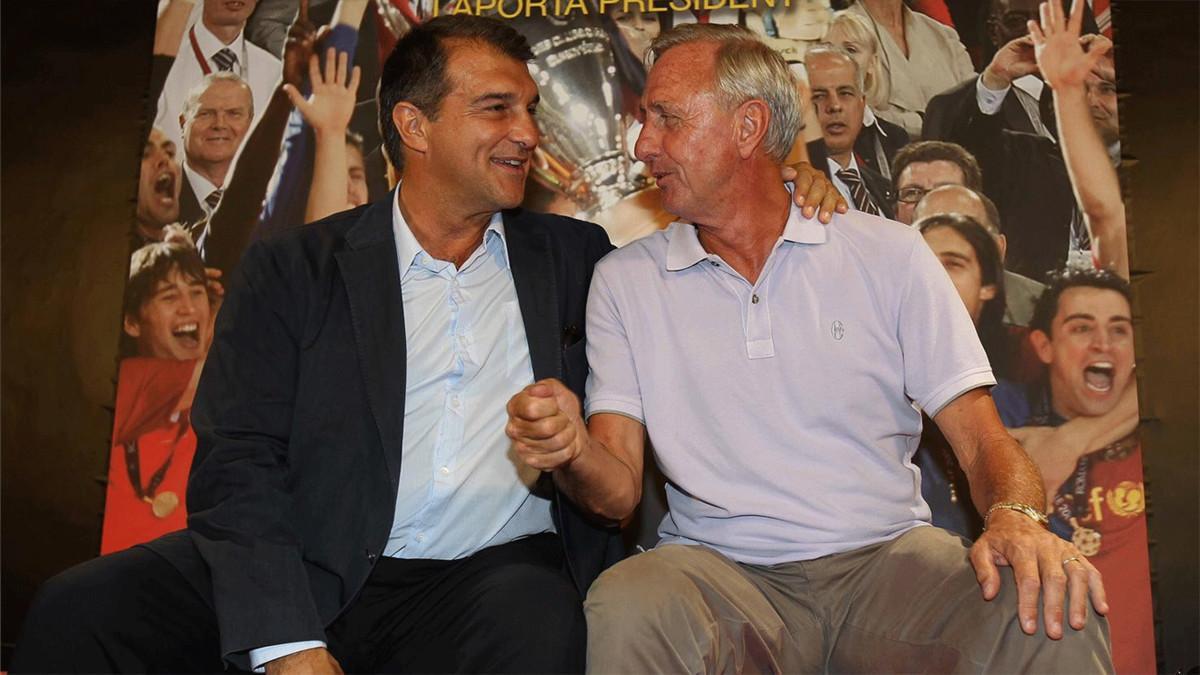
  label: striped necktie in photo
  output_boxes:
[211,48,238,72]
[835,168,881,216]
[205,189,223,213]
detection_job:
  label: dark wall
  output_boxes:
[2,1,1196,670]
[1114,3,1200,672]
[1,0,155,656]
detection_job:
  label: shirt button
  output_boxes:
[450,395,460,407]
[752,294,759,304]
[710,260,719,267]
[415,533,425,543]
[439,466,450,476]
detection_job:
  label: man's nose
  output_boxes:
[511,110,539,150]
[634,124,658,163]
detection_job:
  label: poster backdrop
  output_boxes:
[104,0,1151,670]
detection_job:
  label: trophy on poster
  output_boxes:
[511,9,668,245]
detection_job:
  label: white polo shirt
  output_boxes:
[584,206,994,565]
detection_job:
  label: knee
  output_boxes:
[584,550,707,638]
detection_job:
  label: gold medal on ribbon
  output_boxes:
[150,491,179,519]
[1072,525,1102,557]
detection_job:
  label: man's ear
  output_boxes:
[735,99,771,160]
[393,102,430,156]
[980,283,997,302]
[123,314,142,339]
[996,233,1008,260]
[1030,328,1054,366]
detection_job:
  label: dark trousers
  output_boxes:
[12,532,585,674]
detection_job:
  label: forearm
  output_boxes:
[936,389,1046,516]
[552,420,642,523]
[154,0,195,56]
[1055,86,1128,276]
[304,129,349,223]
[964,428,1047,518]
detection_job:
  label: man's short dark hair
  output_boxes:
[917,213,1009,372]
[891,141,983,191]
[377,15,534,172]
[1030,267,1133,336]
[123,238,209,319]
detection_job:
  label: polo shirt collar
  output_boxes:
[664,201,826,272]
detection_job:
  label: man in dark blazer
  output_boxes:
[805,44,895,221]
[13,16,619,675]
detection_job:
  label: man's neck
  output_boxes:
[134,219,165,243]
[188,160,230,190]
[202,16,241,46]
[693,169,792,286]
[398,178,493,269]
[829,150,853,171]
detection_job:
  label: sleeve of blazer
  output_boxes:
[920,77,979,142]
[187,238,326,668]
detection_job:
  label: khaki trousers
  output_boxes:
[585,526,1112,674]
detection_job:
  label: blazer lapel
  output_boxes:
[503,209,561,381]
[335,197,406,489]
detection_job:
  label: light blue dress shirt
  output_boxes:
[386,196,554,560]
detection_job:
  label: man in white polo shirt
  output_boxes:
[506,23,1113,673]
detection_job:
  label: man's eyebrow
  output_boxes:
[938,251,971,263]
[647,101,676,115]
[471,92,517,106]
[1062,312,1097,323]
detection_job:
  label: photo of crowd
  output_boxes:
[104,0,1148,670]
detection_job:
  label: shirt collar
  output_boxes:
[827,152,861,175]
[183,163,220,202]
[391,189,508,278]
[664,198,826,272]
[1012,74,1045,101]
[193,19,245,56]
[862,106,886,136]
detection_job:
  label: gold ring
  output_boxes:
[1061,556,1082,569]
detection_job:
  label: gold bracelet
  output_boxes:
[984,501,1049,530]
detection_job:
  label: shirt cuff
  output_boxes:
[975,77,1010,116]
[249,641,327,672]
[921,367,998,418]
[584,397,645,424]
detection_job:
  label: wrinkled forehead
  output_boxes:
[644,42,717,108]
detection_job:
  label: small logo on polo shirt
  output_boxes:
[831,320,845,341]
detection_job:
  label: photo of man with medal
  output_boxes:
[993,266,1152,675]
[99,226,218,555]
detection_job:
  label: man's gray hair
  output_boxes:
[803,43,865,93]
[181,71,255,121]
[648,24,802,163]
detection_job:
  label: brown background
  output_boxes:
[2,1,1196,670]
